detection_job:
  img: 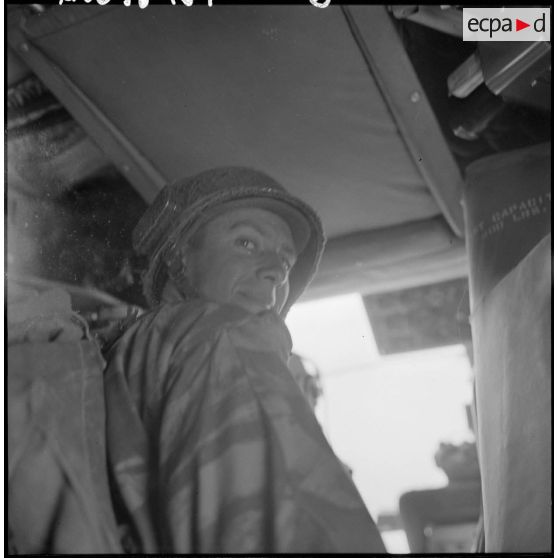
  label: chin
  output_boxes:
[244,302,271,315]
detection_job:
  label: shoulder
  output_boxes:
[118,300,292,358]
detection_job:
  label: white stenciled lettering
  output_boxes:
[483,221,504,238]
[513,209,530,222]
[482,195,550,231]
[57,0,230,7]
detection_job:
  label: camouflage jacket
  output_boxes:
[104,300,385,553]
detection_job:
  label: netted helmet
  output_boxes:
[133,166,325,316]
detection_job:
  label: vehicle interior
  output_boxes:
[6,4,551,554]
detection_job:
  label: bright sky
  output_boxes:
[286,293,474,521]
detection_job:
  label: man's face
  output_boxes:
[183,207,297,314]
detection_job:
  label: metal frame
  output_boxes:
[305,216,467,300]
[342,5,466,237]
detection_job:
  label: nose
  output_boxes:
[257,252,287,286]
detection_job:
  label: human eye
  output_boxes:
[235,237,257,252]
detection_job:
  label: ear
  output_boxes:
[163,246,201,302]
[164,245,190,284]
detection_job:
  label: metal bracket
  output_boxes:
[389,5,463,38]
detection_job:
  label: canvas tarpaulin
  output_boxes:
[471,235,551,551]
[464,143,551,552]
[9,5,439,231]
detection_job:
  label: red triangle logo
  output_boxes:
[516,18,530,31]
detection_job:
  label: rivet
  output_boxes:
[410,91,420,103]
[20,43,29,53]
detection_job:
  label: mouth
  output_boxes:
[236,290,275,313]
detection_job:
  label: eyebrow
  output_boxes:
[229,220,296,258]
